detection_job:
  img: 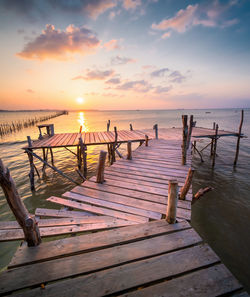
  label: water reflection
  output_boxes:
[77,112,88,132]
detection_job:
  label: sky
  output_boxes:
[0,0,250,110]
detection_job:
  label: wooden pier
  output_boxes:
[0,113,248,296]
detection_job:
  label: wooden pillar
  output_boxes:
[107,120,110,132]
[127,141,132,160]
[79,136,87,178]
[27,136,35,191]
[145,135,149,147]
[79,125,82,133]
[114,126,118,144]
[182,115,188,165]
[153,124,158,139]
[96,151,107,183]
[212,124,218,168]
[49,148,54,166]
[166,180,179,224]
[130,124,133,131]
[42,148,48,177]
[187,115,193,149]
[234,109,244,166]
[213,122,216,130]
[179,168,195,200]
[0,159,41,246]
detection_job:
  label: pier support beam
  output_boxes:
[212,124,218,168]
[145,135,149,147]
[96,151,107,183]
[187,115,193,150]
[0,159,41,246]
[130,124,133,131]
[153,124,158,139]
[182,115,188,165]
[166,180,179,224]
[234,109,244,167]
[179,168,195,200]
[127,141,132,160]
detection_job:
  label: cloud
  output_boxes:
[111,55,136,65]
[151,68,169,77]
[26,89,35,93]
[154,86,172,94]
[151,1,239,36]
[116,79,152,92]
[16,24,100,60]
[103,39,122,50]
[106,78,121,84]
[122,0,142,10]
[169,71,186,83]
[73,69,115,81]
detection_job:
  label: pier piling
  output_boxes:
[96,151,107,183]
[166,180,179,224]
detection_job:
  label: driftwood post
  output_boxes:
[127,141,132,160]
[27,136,35,191]
[234,109,244,166]
[96,151,107,183]
[166,180,179,224]
[213,122,216,130]
[145,135,149,147]
[107,120,110,132]
[49,148,54,166]
[79,136,87,178]
[130,124,133,131]
[212,124,218,168]
[182,115,188,165]
[179,168,195,200]
[0,159,41,246]
[187,115,193,149]
[153,124,158,139]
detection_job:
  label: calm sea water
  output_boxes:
[0,109,250,291]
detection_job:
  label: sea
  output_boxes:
[0,109,250,291]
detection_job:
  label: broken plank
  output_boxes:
[35,208,95,218]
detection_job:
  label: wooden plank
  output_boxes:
[85,132,90,144]
[47,196,149,223]
[66,132,78,146]
[63,191,162,220]
[0,219,137,242]
[97,132,106,143]
[119,264,242,297]
[11,244,220,297]
[73,133,82,146]
[51,133,69,147]
[102,131,112,143]
[31,134,61,148]
[0,228,201,294]
[68,187,191,220]
[35,208,95,218]
[9,220,191,268]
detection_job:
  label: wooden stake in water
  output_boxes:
[127,141,132,160]
[153,124,158,139]
[166,180,179,224]
[145,135,149,147]
[179,168,195,200]
[212,124,218,168]
[234,109,244,166]
[187,115,193,149]
[182,115,188,165]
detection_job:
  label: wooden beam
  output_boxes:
[179,168,195,200]
[153,124,158,139]
[182,115,188,165]
[107,120,110,132]
[0,159,41,246]
[166,180,179,224]
[187,115,193,149]
[212,124,218,168]
[127,141,132,160]
[130,124,133,131]
[234,109,244,166]
[96,151,107,183]
[145,135,149,147]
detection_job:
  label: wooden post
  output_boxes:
[49,148,54,166]
[127,141,132,160]
[234,109,244,166]
[182,115,188,165]
[166,180,179,224]
[153,124,158,139]
[114,126,118,144]
[50,124,54,136]
[79,125,82,133]
[96,151,107,183]
[107,120,110,132]
[212,124,218,168]
[213,122,216,130]
[79,136,87,178]
[130,124,133,131]
[42,148,48,177]
[0,159,41,246]
[145,135,149,147]
[179,168,195,200]
[187,115,193,149]
[27,136,35,191]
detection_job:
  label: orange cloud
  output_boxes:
[103,39,121,50]
[17,24,100,60]
[72,69,115,80]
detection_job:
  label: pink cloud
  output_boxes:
[84,0,117,19]
[122,0,142,10]
[72,69,115,81]
[17,24,100,60]
[103,39,121,50]
[161,31,171,39]
[111,55,136,65]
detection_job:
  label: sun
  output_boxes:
[76,97,85,104]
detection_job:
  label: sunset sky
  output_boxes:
[0,0,250,110]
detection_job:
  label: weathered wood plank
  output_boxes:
[35,208,94,218]
[0,228,201,294]
[12,244,219,297]
[47,196,149,223]
[119,264,242,297]
[9,220,191,268]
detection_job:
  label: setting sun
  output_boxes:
[76,97,84,104]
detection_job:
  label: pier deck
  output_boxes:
[0,132,248,296]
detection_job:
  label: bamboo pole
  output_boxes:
[166,180,179,224]
[187,115,193,149]
[212,124,218,168]
[127,141,132,160]
[179,168,195,200]
[153,124,158,139]
[145,135,149,147]
[0,159,41,246]
[234,110,244,166]
[96,151,107,183]
[182,115,188,165]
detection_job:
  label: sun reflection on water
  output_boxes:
[77,112,88,132]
